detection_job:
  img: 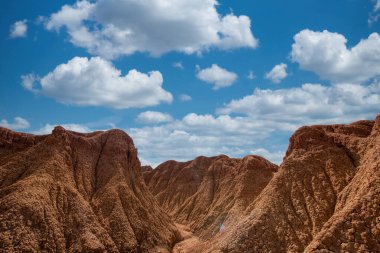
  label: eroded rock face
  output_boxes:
[0,126,180,252]
[143,155,228,215]
[144,155,278,240]
[198,117,380,253]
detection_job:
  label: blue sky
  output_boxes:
[1,0,380,166]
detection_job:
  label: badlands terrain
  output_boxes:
[0,116,379,252]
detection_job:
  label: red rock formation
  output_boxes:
[144,155,278,240]
[2,115,379,253]
[175,155,278,240]
[0,126,180,252]
[143,155,228,214]
[195,116,380,252]
[141,165,153,173]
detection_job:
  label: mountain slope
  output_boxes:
[144,155,278,241]
[143,155,228,215]
[198,117,380,253]
[0,126,180,252]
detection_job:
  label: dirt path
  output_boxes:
[172,223,201,253]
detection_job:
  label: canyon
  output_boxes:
[0,116,379,252]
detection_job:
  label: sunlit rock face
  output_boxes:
[0,126,180,252]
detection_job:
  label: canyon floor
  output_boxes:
[0,116,379,252]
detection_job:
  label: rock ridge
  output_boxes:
[0,126,180,252]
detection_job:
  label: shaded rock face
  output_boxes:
[144,155,278,240]
[198,117,380,253]
[143,155,229,215]
[141,165,153,174]
[0,127,180,252]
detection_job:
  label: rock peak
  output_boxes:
[52,125,66,135]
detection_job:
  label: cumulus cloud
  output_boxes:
[0,117,30,130]
[33,123,91,135]
[291,30,380,84]
[30,81,377,166]
[136,111,173,124]
[10,20,27,38]
[197,64,238,90]
[44,0,258,59]
[22,56,173,109]
[179,94,192,102]
[218,82,380,123]
[129,113,275,166]
[33,79,377,166]
[129,81,379,166]
[265,63,288,83]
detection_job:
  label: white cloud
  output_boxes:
[179,94,192,102]
[265,63,288,83]
[25,81,378,166]
[250,148,284,165]
[128,80,380,166]
[218,82,380,124]
[173,62,184,70]
[33,123,91,135]
[291,30,380,84]
[139,158,160,169]
[44,0,258,59]
[369,0,380,25]
[0,117,30,130]
[180,113,268,135]
[10,20,27,38]
[129,113,275,165]
[21,73,39,92]
[247,71,256,80]
[22,56,173,109]
[136,111,173,124]
[197,64,238,90]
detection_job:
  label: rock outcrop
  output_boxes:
[0,126,180,252]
